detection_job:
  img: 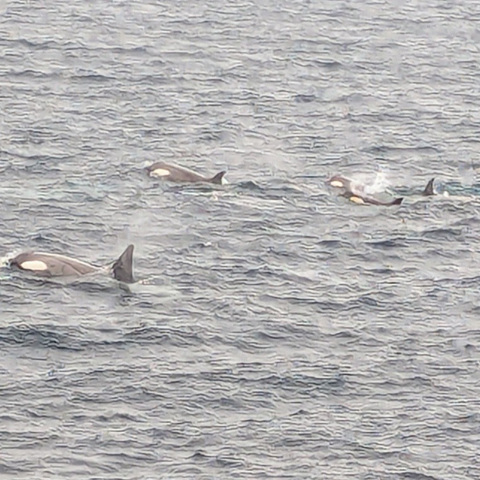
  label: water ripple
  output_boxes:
[1,0,480,478]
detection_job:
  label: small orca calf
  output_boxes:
[9,245,135,283]
[146,162,226,184]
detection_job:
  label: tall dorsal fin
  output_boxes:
[210,171,226,184]
[112,245,135,283]
[422,178,435,196]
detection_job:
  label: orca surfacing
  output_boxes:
[146,162,226,185]
[9,245,135,283]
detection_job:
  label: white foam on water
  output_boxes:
[361,170,391,195]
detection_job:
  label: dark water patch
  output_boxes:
[399,473,440,480]
[70,72,115,83]
[294,94,317,103]
[317,239,354,249]
[367,237,408,249]
[0,325,85,351]
[10,69,61,79]
[364,145,441,154]
[420,227,465,241]
[228,180,266,199]
[123,325,205,348]
[162,367,347,399]
[232,184,291,201]
[0,462,31,475]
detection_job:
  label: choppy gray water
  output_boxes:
[1,0,480,478]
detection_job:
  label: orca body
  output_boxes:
[146,162,226,185]
[329,174,436,198]
[328,175,402,206]
[342,191,403,206]
[9,245,135,283]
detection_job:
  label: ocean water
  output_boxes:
[1,0,480,478]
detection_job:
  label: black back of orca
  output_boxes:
[343,191,403,206]
[147,162,226,184]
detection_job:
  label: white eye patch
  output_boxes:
[349,196,364,204]
[150,168,171,177]
[330,180,344,188]
[20,260,48,271]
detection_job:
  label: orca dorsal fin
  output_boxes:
[422,178,435,196]
[210,171,226,185]
[112,245,135,283]
[390,197,404,206]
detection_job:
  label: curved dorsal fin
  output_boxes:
[422,178,435,196]
[210,171,226,184]
[112,245,135,283]
[389,197,404,206]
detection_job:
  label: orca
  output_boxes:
[328,175,402,206]
[327,175,357,192]
[146,162,226,184]
[329,174,436,198]
[341,191,403,206]
[9,245,135,283]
